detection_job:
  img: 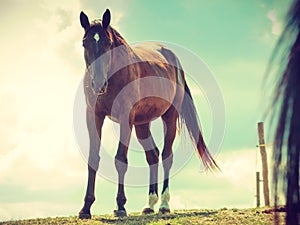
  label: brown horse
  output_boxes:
[78,9,218,219]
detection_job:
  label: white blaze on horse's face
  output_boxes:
[94,33,100,42]
[93,33,100,54]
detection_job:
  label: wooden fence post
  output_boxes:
[257,122,270,206]
[256,171,260,207]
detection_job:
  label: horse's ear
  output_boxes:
[102,9,111,30]
[80,11,90,30]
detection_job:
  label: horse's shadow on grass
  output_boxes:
[96,211,217,224]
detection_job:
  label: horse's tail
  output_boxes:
[180,82,220,172]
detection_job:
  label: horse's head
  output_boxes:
[80,9,112,95]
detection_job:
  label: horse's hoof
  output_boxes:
[159,207,170,214]
[113,209,127,217]
[142,208,155,214]
[78,212,91,219]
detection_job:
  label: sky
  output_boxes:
[0,0,292,221]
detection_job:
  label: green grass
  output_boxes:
[0,208,285,225]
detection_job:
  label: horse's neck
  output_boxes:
[111,32,134,60]
[109,29,138,79]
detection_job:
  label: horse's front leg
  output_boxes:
[79,109,105,219]
[114,121,132,217]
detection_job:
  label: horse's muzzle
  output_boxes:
[94,79,108,96]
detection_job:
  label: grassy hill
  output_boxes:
[0,207,285,225]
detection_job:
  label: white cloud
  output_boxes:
[0,0,86,205]
[0,202,80,221]
[165,147,263,210]
[267,9,282,36]
[79,0,131,31]
[217,148,257,190]
[110,11,124,30]
[0,1,130,221]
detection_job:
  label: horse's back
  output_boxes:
[132,43,180,80]
[123,43,184,124]
[132,42,168,63]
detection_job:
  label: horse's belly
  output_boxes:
[132,97,171,124]
[106,98,171,124]
[106,75,177,124]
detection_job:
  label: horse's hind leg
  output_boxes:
[135,123,159,214]
[159,108,177,214]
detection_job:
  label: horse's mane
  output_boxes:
[109,26,129,47]
[90,19,129,48]
[270,0,300,224]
